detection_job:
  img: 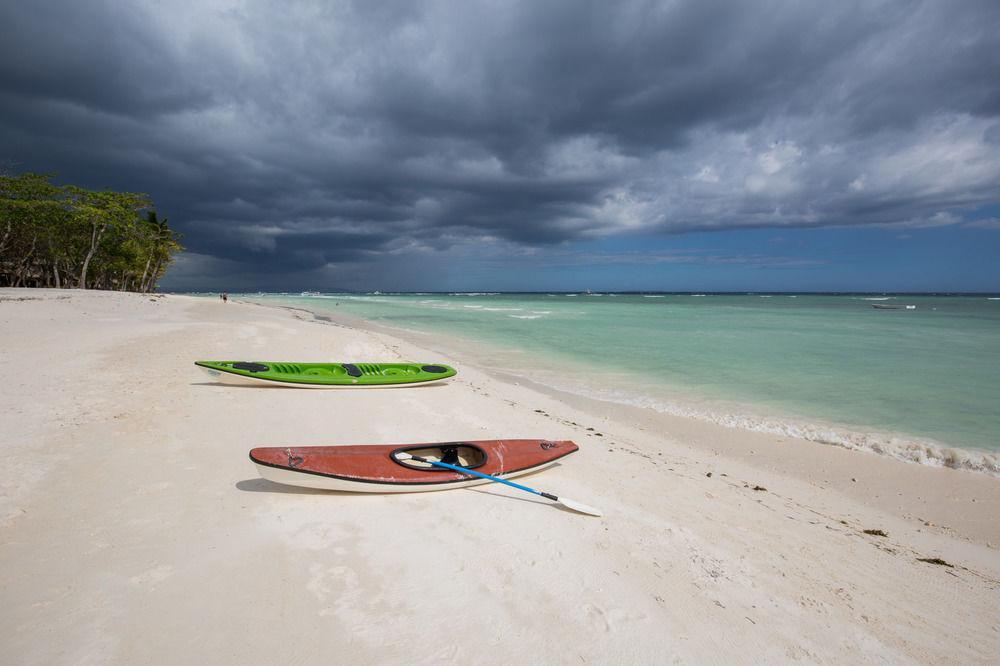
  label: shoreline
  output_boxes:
[251,294,999,476]
[247,293,1000,478]
[2,288,998,663]
[247,296,1000,547]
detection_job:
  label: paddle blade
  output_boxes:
[557,497,603,517]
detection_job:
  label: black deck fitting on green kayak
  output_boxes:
[342,363,363,377]
[232,362,270,372]
[421,365,448,374]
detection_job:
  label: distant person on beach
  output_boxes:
[222,292,228,303]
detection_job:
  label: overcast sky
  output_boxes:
[2,0,999,291]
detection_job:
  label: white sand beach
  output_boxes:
[1,289,998,664]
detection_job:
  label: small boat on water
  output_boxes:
[249,439,579,492]
[195,361,456,387]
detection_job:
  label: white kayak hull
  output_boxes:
[253,460,559,493]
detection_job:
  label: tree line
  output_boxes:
[0,172,182,291]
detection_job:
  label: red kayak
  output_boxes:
[249,439,578,492]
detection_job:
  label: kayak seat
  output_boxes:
[392,443,488,471]
[381,366,418,375]
[440,446,460,465]
[302,367,336,376]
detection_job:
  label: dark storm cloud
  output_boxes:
[1,0,999,288]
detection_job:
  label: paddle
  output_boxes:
[394,452,603,517]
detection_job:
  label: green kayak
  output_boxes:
[195,360,457,387]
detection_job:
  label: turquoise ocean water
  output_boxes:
[243,293,1000,474]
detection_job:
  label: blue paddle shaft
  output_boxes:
[409,455,556,500]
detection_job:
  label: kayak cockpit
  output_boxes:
[391,443,487,471]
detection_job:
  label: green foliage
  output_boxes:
[0,172,182,290]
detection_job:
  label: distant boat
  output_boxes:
[871,304,916,310]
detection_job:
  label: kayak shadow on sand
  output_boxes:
[464,486,555,508]
[235,478,356,495]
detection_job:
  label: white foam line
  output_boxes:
[554,384,1000,476]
